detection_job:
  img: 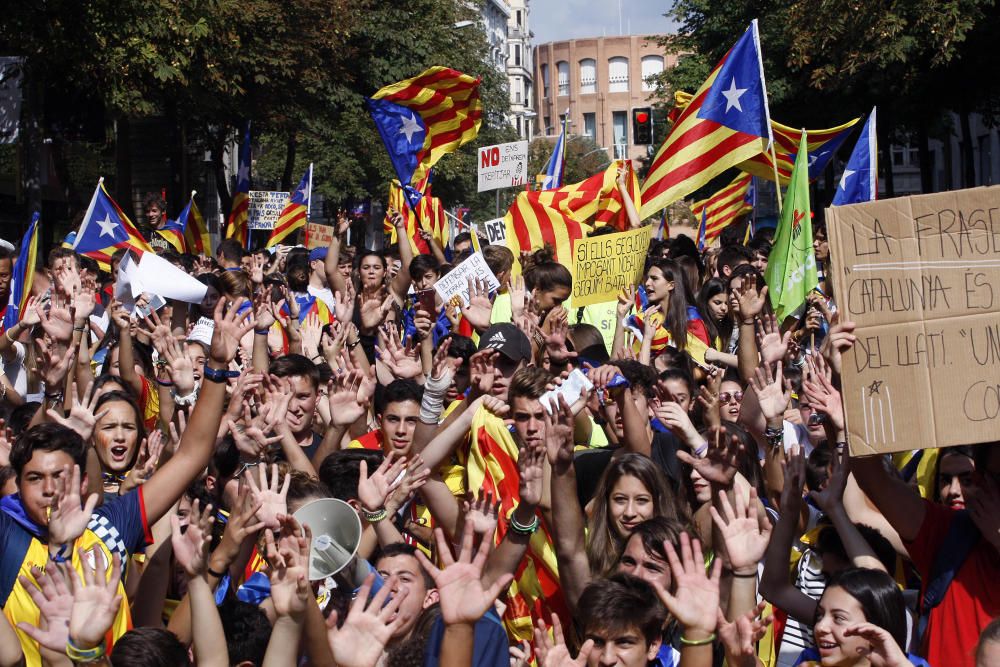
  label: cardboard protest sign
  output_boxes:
[248,191,289,230]
[826,185,1000,456]
[477,141,529,192]
[571,226,652,307]
[480,218,507,245]
[306,223,334,249]
[433,252,500,307]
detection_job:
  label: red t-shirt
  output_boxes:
[905,499,1000,667]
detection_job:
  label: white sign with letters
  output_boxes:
[477,140,529,192]
[480,218,507,245]
[248,190,289,230]
[433,252,500,306]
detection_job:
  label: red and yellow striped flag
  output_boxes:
[504,160,637,266]
[184,197,211,256]
[690,174,754,244]
[266,165,312,248]
[466,406,569,644]
[385,180,431,255]
[226,123,252,248]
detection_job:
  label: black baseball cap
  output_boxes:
[477,323,532,362]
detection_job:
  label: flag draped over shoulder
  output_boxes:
[226,123,252,248]
[667,90,859,186]
[267,165,312,248]
[2,212,40,331]
[832,107,878,206]
[73,181,152,271]
[640,20,772,218]
[690,173,754,246]
[764,130,818,322]
[385,180,432,256]
[466,406,567,644]
[366,67,482,197]
[504,160,638,266]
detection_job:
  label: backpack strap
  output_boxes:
[916,510,980,640]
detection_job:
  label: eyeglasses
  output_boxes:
[719,391,743,403]
[807,412,826,426]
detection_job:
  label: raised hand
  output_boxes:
[20,295,43,326]
[245,464,290,530]
[676,426,744,487]
[616,285,636,318]
[717,602,773,667]
[652,399,701,447]
[210,297,255,365]
[16,564,73,651]
[36,336,75,390]
[542,395,575,469]
[779,444,806,514]
[265,515,312,620]
[650,532,722,640]
[730,273,768,322]
[253,288,276,330]
[68,549,123,650]
[248,254,266,285]
[842,623,917,667]
[803,356,845,432]
[820,320,857,377]
[46,379,107,441]
[326,573,411,667]
[119,431,166,493]
[358,453,409,512]
[327,368,373,427]
[359,291,391,331]
[170,499,214,577]
[710,487,772,575]
[460,277,494,332]
[808,446,850,516]
[462,490,500,536]
[139,309,174,353]
[215,484,265,564]
[518,442,546,507]
[300,312,323,359]
[750,361,791,423]
[39,297,75,343]
[161,335,196,395]
[416,522,514,626]
[333,287,356,325]
[47,464,99,546]
[534,613,595,667]
[384,456,431,515]
[377,326,422,380]
[468,349,498,397]
[544,309,577,365]
[756,313,791,365]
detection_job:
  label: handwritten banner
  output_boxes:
[826,185,1000,455]
[248,191,289,230]
[571,226,652,308]
[306,223,334,249]
[433,252,500,307]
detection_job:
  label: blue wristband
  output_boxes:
[203,363,239,383]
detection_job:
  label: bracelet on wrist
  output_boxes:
[508,511,540,536]
[206,565,227,579]
[679,633,716,646]
[361,507,389,523]
[347,338,361,350]
[73,326,87,333]
[66,637,106,662]
[203,363,238,384]
[254,328,270,336]
[155,378,174,387]
[50,543,70,564]
[727,569,758,578]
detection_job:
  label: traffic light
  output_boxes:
[633,107,653,145]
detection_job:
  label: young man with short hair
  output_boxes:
[269,354,322,460]
[349,379,422,457]
[576,574,668,667]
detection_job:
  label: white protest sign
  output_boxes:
[433,252,500,306]
[477,140,529,192]
[248,190,289,230]
[480,218,507,245]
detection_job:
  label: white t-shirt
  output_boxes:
[308,285,336,311]
[3,341,27,397]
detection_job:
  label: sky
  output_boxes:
[530,0,677,44]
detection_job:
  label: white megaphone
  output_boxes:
[292,498,363,582]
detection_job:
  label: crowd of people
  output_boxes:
[0,192,997,667]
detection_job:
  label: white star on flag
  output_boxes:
[237,164,250,184]
[722,78,747,113]
[96,214,118,238]
[297,181,310,202]
[399,112,423,143]
[839,168,856,191]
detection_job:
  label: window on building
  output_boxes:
[516,10,522,26]
[514,44,522,67]
[613,110,628,157]
[541,63,549,98]
[641,55,664,92]
[583,112,596,138]
[608,57,629,93]
[544,116,551,135]
[557,61,570,96]
[579,59,597,94]
[891,144,919,168]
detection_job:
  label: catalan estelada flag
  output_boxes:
[366,67,482,207]
[466,406,568,644]
[385,179,432,255]
[2,212,40,331]
[419,189,448,249]
[73,180,152,271]
[279,293,334,325]
[668,90,859,186]
[184,195,211,256]
[226,123,251,248]
[267,164,312,248]
[158,210,187,254]
[504,160,638,267]
[832,107,877,206]
[690,173,754,246]
[640,20,772,219]
[538,115,568,190]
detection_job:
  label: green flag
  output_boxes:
[764,130,818,322]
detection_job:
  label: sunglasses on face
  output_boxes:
[719,391,743,404]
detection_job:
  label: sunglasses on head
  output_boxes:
[719,391,743,403]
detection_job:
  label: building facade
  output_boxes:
[534,35,675,162]
[480,0,511,72]
[506,0,534,140]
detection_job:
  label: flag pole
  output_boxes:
[770,142,783,211]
